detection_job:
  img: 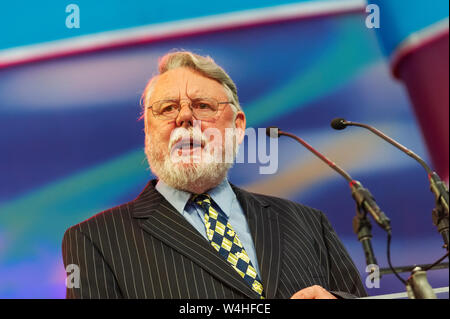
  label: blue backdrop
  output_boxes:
[0,1,448,298]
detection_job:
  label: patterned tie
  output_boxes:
[192,193,264,298]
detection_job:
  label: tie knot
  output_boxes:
[191,193,211,206]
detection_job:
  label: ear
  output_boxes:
[234,111,246,145]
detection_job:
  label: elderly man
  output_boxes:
[62,51,367,299]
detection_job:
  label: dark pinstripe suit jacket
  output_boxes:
[62,179,367,299]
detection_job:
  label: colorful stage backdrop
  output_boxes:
[0,0,448,298]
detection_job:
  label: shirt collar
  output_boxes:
[155,178,235,218]
[155,179,192,215]
[206,178,234,218]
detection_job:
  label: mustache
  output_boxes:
[168,127,208,151]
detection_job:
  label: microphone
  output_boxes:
[267,126,392,271]
[266,126,280,139]
[331,118,449,250]
[330,118,347,130]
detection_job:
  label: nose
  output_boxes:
[175,100,194,128]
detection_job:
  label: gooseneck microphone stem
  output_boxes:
[275,128,391,233]
[267,127,392,271]
[334,119,449,251]
[277,130,353,183]
[347,121,432,174]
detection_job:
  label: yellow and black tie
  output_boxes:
[192,193,264,298]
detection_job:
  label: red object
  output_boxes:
[395,32,449,181]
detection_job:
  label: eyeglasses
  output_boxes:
[147,98,233,120]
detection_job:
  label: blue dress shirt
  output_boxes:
[155,178,261,278]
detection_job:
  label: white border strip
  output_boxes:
[0,0,365,67]
[391,17,449,78]
[359,286,449,299]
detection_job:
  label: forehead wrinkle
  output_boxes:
[185,79,191,100]
[184,77,203,99]
[185,85,211,100]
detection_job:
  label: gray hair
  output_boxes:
[140,51,242,114]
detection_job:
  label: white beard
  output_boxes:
[145,126,238,194]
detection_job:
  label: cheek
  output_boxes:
[204,128,231,149]
[148,122,175,143]
[201,116,236,145]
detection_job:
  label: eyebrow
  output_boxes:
[158,96,209,101]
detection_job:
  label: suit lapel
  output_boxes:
[231,184,282,299]
[132,180,260,299]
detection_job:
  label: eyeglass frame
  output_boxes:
[146,97,235,120]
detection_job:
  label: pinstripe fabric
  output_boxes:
[62,179,367,299]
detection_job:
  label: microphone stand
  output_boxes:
[330,118,449,298]
[353,205,378,274]
[406,267,437,299]
[267,127,391,272]
[380,260,449,299]
[339,120,449,253]
[350,180,392,276]
[430,172,449,252]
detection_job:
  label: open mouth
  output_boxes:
[171,137,205,155]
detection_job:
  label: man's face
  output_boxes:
[144,67,246,193]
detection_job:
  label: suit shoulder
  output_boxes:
[251,191,322,214]
[245,190,326,228]
[245,191,331,241]
[64,201,133,236]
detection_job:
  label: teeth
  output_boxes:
[177,140,201,149]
